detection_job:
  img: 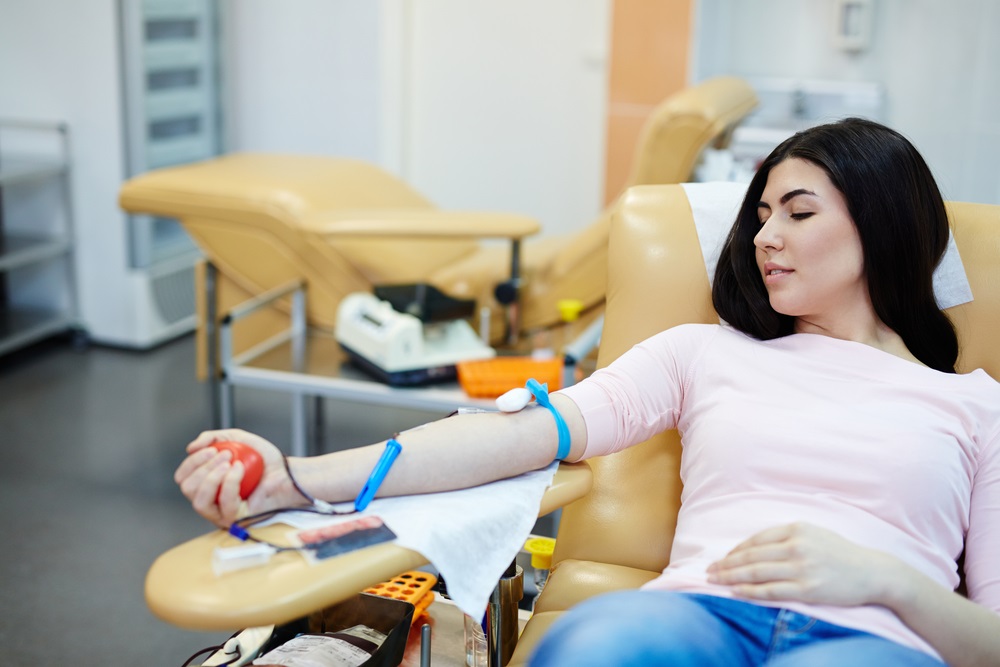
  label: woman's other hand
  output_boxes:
[706,522,895,607]
[174,428,302,528]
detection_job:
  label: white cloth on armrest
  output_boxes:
[681,182,974,309]
[370,462,558,618]
[268,462,558,619]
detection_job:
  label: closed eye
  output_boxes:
[791,212,814,220]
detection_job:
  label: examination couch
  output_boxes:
[118,76,758,380]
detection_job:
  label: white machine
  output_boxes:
[335,292,495,386]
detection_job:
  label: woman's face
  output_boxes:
[754,158,871,331]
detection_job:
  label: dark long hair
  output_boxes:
[711,117,958,373]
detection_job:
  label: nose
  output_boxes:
[754,216,782,252]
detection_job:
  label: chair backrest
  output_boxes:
[552,183,1000,575]
[626,76,758,189]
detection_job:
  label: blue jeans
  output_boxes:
[528,590,946,666]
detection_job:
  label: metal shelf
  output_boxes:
[232,332,492,413]
[0,233,71,271]
[0,120,79,356]
[0,306,75,356]
[215,279,493,456]
[0,155,67,187]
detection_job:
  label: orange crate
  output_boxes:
[457,356,563,398]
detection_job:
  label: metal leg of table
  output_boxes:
[206,261,222,429]
[313,395,325,454]
[219,378,235,429]
[290,391,308,457]
[288,287,310,457]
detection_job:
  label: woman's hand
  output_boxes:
[174,428,304,528]
[706,522,895,607]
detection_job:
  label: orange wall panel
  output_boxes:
[604,0,693,203]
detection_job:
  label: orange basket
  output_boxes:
[457,356,563,398]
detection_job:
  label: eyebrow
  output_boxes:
[757,188,819,208]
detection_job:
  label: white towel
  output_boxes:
[368,463,558,618]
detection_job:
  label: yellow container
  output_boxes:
[556,298,584,323]
[524,536,556,571]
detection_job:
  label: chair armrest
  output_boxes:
[145,462,592,630]
[302,209,541,241]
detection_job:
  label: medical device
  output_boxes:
[335,291,496,386]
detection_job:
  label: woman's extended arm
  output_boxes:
[707,522,1000,666]
[175,395,588,527]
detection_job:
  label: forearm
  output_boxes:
[288,395,587,504]
[876,556,1000,666]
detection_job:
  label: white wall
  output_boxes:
[221,0,382,160]
[0,0,134,342]
[397,0,610,237]
[693,0,1000,205]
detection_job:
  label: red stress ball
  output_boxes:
[212,441,264,502]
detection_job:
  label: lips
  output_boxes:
[762,261,793,283]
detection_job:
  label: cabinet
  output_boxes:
[0,120,79,356]
[113,0,222,347]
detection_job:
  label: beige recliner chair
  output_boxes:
[505,183,1000,665]
[139,184,997,664]
[118,76,758,378]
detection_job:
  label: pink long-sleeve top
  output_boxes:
[558,323,1000,659]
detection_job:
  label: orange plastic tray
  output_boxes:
[364,571,438,624]
[457,356,563,398]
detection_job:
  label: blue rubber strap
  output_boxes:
[526,378,571,461]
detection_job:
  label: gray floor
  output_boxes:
[0,333,452,666]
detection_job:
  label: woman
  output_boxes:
[176,119,1000,666]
